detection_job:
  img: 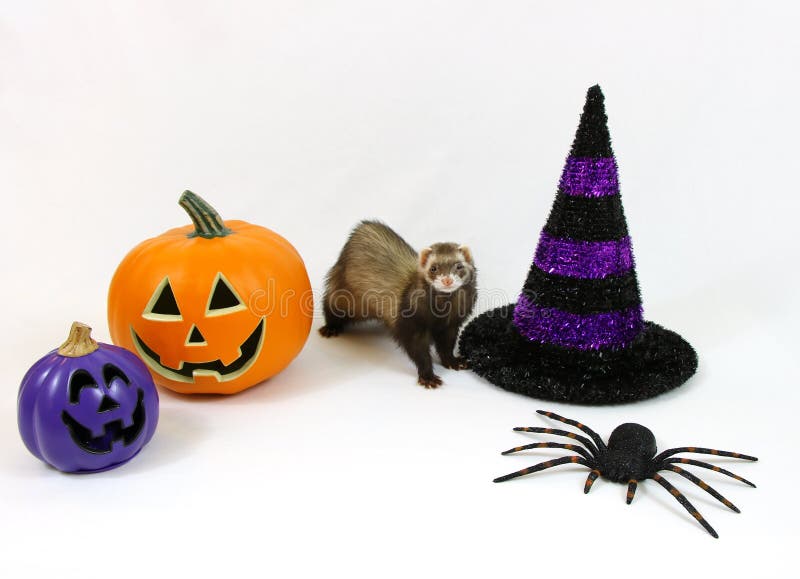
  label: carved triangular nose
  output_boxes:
[187,325,206,344]
[98,395,120,412]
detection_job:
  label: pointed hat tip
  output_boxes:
[569,85,612,158]
[587,84,604,99]
[583,85,606,112]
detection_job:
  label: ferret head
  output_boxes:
[419,243,475,294]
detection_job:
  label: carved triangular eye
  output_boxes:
[143,277,182,320]
[207,273,246,316]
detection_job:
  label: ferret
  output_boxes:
[320,220,477,388]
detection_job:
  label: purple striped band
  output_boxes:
[534,232,634,279]
[559,157,619,197]
[513,294,644,350]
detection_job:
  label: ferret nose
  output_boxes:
[442,276,453,287]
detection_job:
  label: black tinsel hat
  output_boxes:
[459,85,697,404]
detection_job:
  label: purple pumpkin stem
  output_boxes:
[179,190,232,239]
[57,322,99,357]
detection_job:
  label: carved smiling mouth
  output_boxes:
[61,390,146,454]
[130,318,265,383]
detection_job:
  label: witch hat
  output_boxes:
[459,85,697,404]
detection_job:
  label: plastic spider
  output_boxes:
[493,410,758,538]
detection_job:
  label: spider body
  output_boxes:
[597,423,656,483]
[494,410,758,538]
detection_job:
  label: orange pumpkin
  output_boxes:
[108,191,312,394]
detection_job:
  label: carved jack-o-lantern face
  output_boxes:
[62,364,147,454]
[130,273,266,384]
[108,191,313,395]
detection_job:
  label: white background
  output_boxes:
[1,1,798,577]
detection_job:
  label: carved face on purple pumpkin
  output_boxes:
[60,363,147,455]
[18,324,159,473]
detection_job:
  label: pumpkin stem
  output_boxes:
[58,322,99,357]
[179,190,233,239]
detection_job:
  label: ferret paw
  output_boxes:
[319,325,342,338]
[442,357,469,370]
[418,375,443,389]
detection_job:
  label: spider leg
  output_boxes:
[663,458,756,487]
[501,442,594,461]
[626,480,638,504]
[654,446,757,463]
[537,410,607,452]
[493,456,589,483]
[652,473,719,538]
[512,427,599,457]
[583,469,601,494]
[662,465,740,512]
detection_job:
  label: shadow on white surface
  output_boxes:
[104,406,207,476]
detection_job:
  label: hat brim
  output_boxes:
[459,304,697,405]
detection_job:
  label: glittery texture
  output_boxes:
[560,157,619,197]
[457,85,697,404]
[544,194,628,241]
[513,294,644,350]
[569,86,613,158]
[459,305,698,405]
[522,267,641,313]
[534,232,633,279]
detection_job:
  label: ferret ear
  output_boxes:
[459,245,474,264]
[419,247,433,268]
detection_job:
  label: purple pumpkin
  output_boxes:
[18,322,159,473]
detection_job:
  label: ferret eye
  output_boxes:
[429,265,438,274]
[456,263,464,270]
